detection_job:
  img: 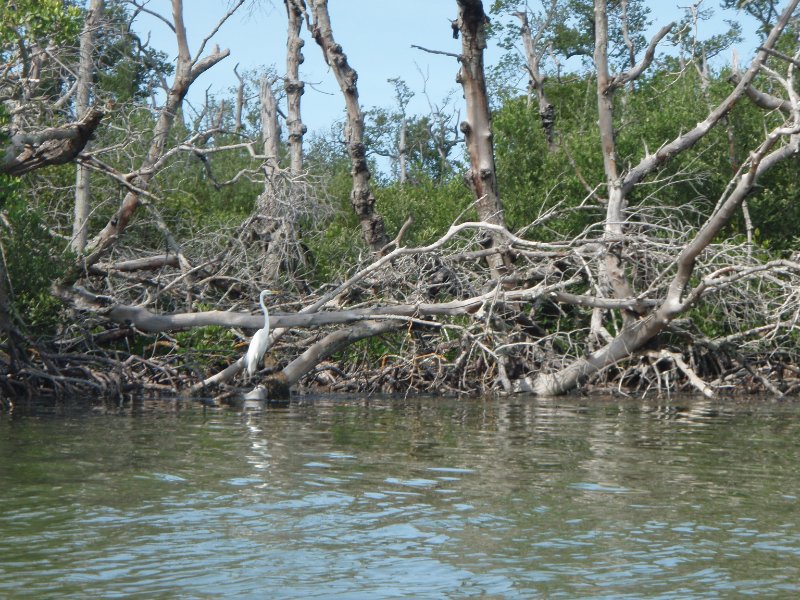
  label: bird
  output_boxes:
[246,289,274,377]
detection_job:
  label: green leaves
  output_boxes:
[0,0,81,47]
[1,192,72,334]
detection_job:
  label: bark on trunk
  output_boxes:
[233,64,244,133]
[594,0,638,327]
[260,75,281,168]
[72,0,104,255]
[455,0,509,277]
[259,74,292,283]
[398,117,408,184]
[308,0,387,252]
[285,0,307,174]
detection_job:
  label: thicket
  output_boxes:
[2,0,800,402]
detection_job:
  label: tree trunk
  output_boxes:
[526,136,800,395]
[233,64,244,133]
[307,0,387,252]
[594,0,638,327]
[259,74,287,284]
[285,0,307,175]
[72,0,104,255]
[260,75,281,168]
[398,117,408,184]
[455,0,510,277]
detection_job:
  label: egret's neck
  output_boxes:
[259,291,270,328]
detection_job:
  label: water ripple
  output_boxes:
[1,396,799,597]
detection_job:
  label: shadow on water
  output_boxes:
[1,394,799,597]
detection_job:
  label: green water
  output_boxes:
[1,396,799,598]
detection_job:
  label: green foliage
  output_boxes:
[174,325,237,356]
[719,0,783,35]
[491,63,800,249]
[332,331,406,371]
[303,164,362,282]
[489,0,651,72]
[379,178,473,244]
[95,1,174,103]
[156,138,262,230]
[0,0,81,48]
[493,82,605,236]
[0,192,71,334]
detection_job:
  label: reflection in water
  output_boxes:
[1,396,799,597]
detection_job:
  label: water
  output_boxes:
[1,396,799,598]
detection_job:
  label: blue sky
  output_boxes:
[132,1,762,137]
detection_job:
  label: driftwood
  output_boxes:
[192,319,403,400]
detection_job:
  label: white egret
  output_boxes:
[246,290,274,377]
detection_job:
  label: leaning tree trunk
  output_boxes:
[455,0,510,278]
[307,0,387,252]
[525,131,800,395]
[285,0,307,175]
[72,0,104,255]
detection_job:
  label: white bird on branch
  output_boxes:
[246,289,275,377]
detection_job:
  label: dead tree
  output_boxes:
[233,64,245,133]
[72,0,104,255]
[307,0,387,252]
[455,0,511,278]
[515,2,557,149]
[257,76,290,284]
[285,0,307,174]
[593,1,674,329]
[78,0,242,274]
[260,75,281,168]
[515,0,800,396]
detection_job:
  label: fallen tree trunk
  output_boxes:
[53,276,582,333]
